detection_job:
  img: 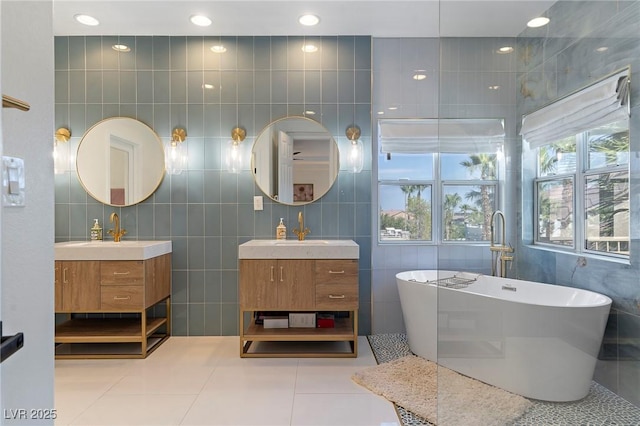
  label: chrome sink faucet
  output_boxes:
[108,212,127,242]
[293,211,310,241]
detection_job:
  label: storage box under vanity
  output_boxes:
[289,312,316,328]
[263,316,289,328]
[317,313,335,328]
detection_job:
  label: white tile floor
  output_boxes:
[55,337,400,426]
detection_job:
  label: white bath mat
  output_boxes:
[352,354,532,426]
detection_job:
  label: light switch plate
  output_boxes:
[2,156,25,207]
[253,195,263,211]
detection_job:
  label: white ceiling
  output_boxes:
[53,1,556,38]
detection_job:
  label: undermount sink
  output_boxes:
[239,239,358,259]
[273,240,329,245]
[55,240,172,261]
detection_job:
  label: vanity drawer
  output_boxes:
[100,261,144,285]
[315,260,358,284]
[101,285,143,310]
[316,283,358,309]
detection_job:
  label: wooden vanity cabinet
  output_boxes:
[55,260,101,312]
[240,259,314,310]
[54,254,171,359]
[315,260,359,310]
[239,258,358,358]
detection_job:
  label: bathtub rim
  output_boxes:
[395,269,612,309]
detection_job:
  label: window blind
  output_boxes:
[378,118,505,153]
[521,69,630,148]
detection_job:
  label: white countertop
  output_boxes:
[55,240,172,261]
[238,239,359,259]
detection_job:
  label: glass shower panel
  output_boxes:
[437,1,522,423]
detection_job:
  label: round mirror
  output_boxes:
[251,117,339,205]
[76,117,165,206]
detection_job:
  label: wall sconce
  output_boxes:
[226,127,246,173]
[165,127,187,175]
[345,125,364,173]
[54,127,71,175]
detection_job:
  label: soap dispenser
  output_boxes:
[276,218,287,240]
[90,219,103,241]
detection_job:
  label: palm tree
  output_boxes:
[408,184,427,237]
[443,193,461,240]
[536,139,577,242]
[589,130,629,165]
[400,185,417,232]
[538,138,576,175]
[460,154,496,240]
[399,185,430,239]
[587,131,630,239]
[459,202,482,228]
[412,184,427,201]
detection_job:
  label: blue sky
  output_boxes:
[378,152,488,210]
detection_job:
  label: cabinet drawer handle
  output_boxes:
[280,266,284,282]
[328,294,346,299]
[328,270,345,274]
[113,296,131,300]
[63,267,68,284]
[113,271,131,276]
[270,266,274,282]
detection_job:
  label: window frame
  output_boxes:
[533,125,630,260]
[441,179,498,243]
[534,175,576,250]
[378,180,434,242]
[377,151,500,245]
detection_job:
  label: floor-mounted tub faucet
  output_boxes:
[489,210,514,277]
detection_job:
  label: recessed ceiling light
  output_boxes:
[412,72,427,81]
[497,46,514,54]
[388,106,398,111]
[210,45,227,53]
[112,44,131,52]
[74,14,99,26]
[527,17,550,28]
[377,111,385,115]
[304,110,316,116]
[298,14,320,26]
[190,14,212,27]
[489,85,501,90]
[595,46,609,52]
[202,83,215,90]
[302,44,318,53]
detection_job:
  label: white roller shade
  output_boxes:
[521,69,630,148]
[379,118,505,153]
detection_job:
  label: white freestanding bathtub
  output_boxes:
[396,270,612,402]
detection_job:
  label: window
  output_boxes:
[379,153,433,241]
[377,119,503,243]
[523,69,630,259]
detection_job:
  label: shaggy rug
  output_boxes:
[352,355,532,426]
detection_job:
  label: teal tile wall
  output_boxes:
[54,35,372,336]
[515,0,640,407]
